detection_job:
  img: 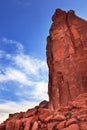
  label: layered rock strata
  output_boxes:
[46,9,87,110]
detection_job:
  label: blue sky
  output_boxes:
[0,0,87,123]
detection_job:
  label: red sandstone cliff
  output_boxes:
[46,9,87,110]
[0,9,87,130]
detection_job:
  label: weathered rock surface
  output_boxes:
[0,93,87,130]
[0,9,87,130]
[46,9,87,110]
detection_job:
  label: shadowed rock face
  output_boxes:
[46,9,87,110]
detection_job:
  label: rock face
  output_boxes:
[0,9,87,130]
[46,9,87,110]
[0,93,87,130]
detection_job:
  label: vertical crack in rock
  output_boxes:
[66,10,76,52]
[47,9,87,110]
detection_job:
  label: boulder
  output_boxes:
[61,124,80,130]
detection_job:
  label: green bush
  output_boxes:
[76,117,81,122]
[64,111,73,117]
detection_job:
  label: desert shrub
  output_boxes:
[64,111,73,117]
[76,117,81,122]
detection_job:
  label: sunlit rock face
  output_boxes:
[0,9,87,130]
[0,93,87,130]
[46,9,87,110]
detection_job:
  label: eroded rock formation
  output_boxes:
[0,93,87,130]
[0,9,87,130]
[46,9,87,110]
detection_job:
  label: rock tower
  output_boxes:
[46,9,87,110]
[0,9,87,130]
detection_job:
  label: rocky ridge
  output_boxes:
[0,9,87,130]
[0,93,87,130]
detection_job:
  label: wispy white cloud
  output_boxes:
[0,100,38,123]
[0,50,5,58]
[14,54,48,75]
[1,37,24,53]
[0,50,12,60]
[16,0,31,6]
[15,81,48,101]
[32,81,48,100]
[0,68,34,86]
[0,37,48,123]
[0,66,48,102]
[5,54,12,59]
